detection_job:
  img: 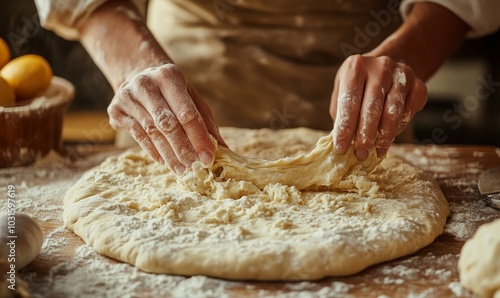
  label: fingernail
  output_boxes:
[335,140,348,154]
[199,150,214,166]
[174,165,186,175]
[355,149,368,161]
[376,148,387,158]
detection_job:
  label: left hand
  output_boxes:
[330,54,428,160]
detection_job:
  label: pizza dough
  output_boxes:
[459,219,500,298]
[63,127,449,281]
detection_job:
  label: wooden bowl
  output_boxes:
[0,77,74,168]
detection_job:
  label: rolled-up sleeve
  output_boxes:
[34,0,147,40]
[401,0,500,38]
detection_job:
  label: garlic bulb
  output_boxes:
[0,212,43,270]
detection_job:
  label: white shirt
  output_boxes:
[35,0,500,40]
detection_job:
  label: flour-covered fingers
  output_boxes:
[109,105,163,164]
[153,65,214,166]
[108,89,162,164]
[354,76,391,161]
[375,66,411,157]
[396,79,427,135]
[109,79,188,173]
[188,85,227,148]
[332,55,365,154]
[131,70,198,169]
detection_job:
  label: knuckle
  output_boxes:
[141,119,158,135]
[177,106,200,125]
[155,109,179,132]
[130,126,148,143]
[156,64,185,82]
[386,104,403,120]
[133,74,152,88]
[399,63,413,74]
[346,54,364,70]
[117,87,134,102]
[108,117,121,130]
[378,55,394,69]
[107,103,120,117]
[107,105,124,129]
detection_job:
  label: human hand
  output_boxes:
[330,54,427,160]
[107,64,226,174]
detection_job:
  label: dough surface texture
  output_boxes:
[63,127,449,280]
[459,218,500,298]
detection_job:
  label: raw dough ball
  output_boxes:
[459,219,500,298]
[0,212,44,270]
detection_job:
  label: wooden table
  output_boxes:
[1,144,499,297]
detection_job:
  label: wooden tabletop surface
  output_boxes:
[1,144,499,297]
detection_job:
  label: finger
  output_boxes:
[332,56,365,154]
[329,75,340,124]
[132,73,199,168]
[376,67,411,157]
[154,66,216,166]
[354,75,391,160]
[111,108,165,166]
[396,79,427,135]
[188,85,227,148]
[117,87,187,174]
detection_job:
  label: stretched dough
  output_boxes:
[179,132,381,200]
[459,219,500,298]
[63,127,449,280]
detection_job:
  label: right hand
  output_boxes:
[107,63,226,175]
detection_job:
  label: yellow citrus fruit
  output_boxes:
[0,54,53,100]
[0,76,15,107]
[0,37,10,69]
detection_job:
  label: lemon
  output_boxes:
[0,38,10,69]
[0,54,53,100]
[0,76,15,107]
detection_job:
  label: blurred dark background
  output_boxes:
[1,0,499,146]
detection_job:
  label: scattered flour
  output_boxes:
[381,265,420,280]
[444,200,499,241]
[39,227,70,256]
[29,245,236,298]
[407,288,436,298]
[448,281,472,297]
[1,140,495,297]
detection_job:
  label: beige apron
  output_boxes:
[147,0,402,131]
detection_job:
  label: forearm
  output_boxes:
[367,2,469,82]
[78,0,171,90]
